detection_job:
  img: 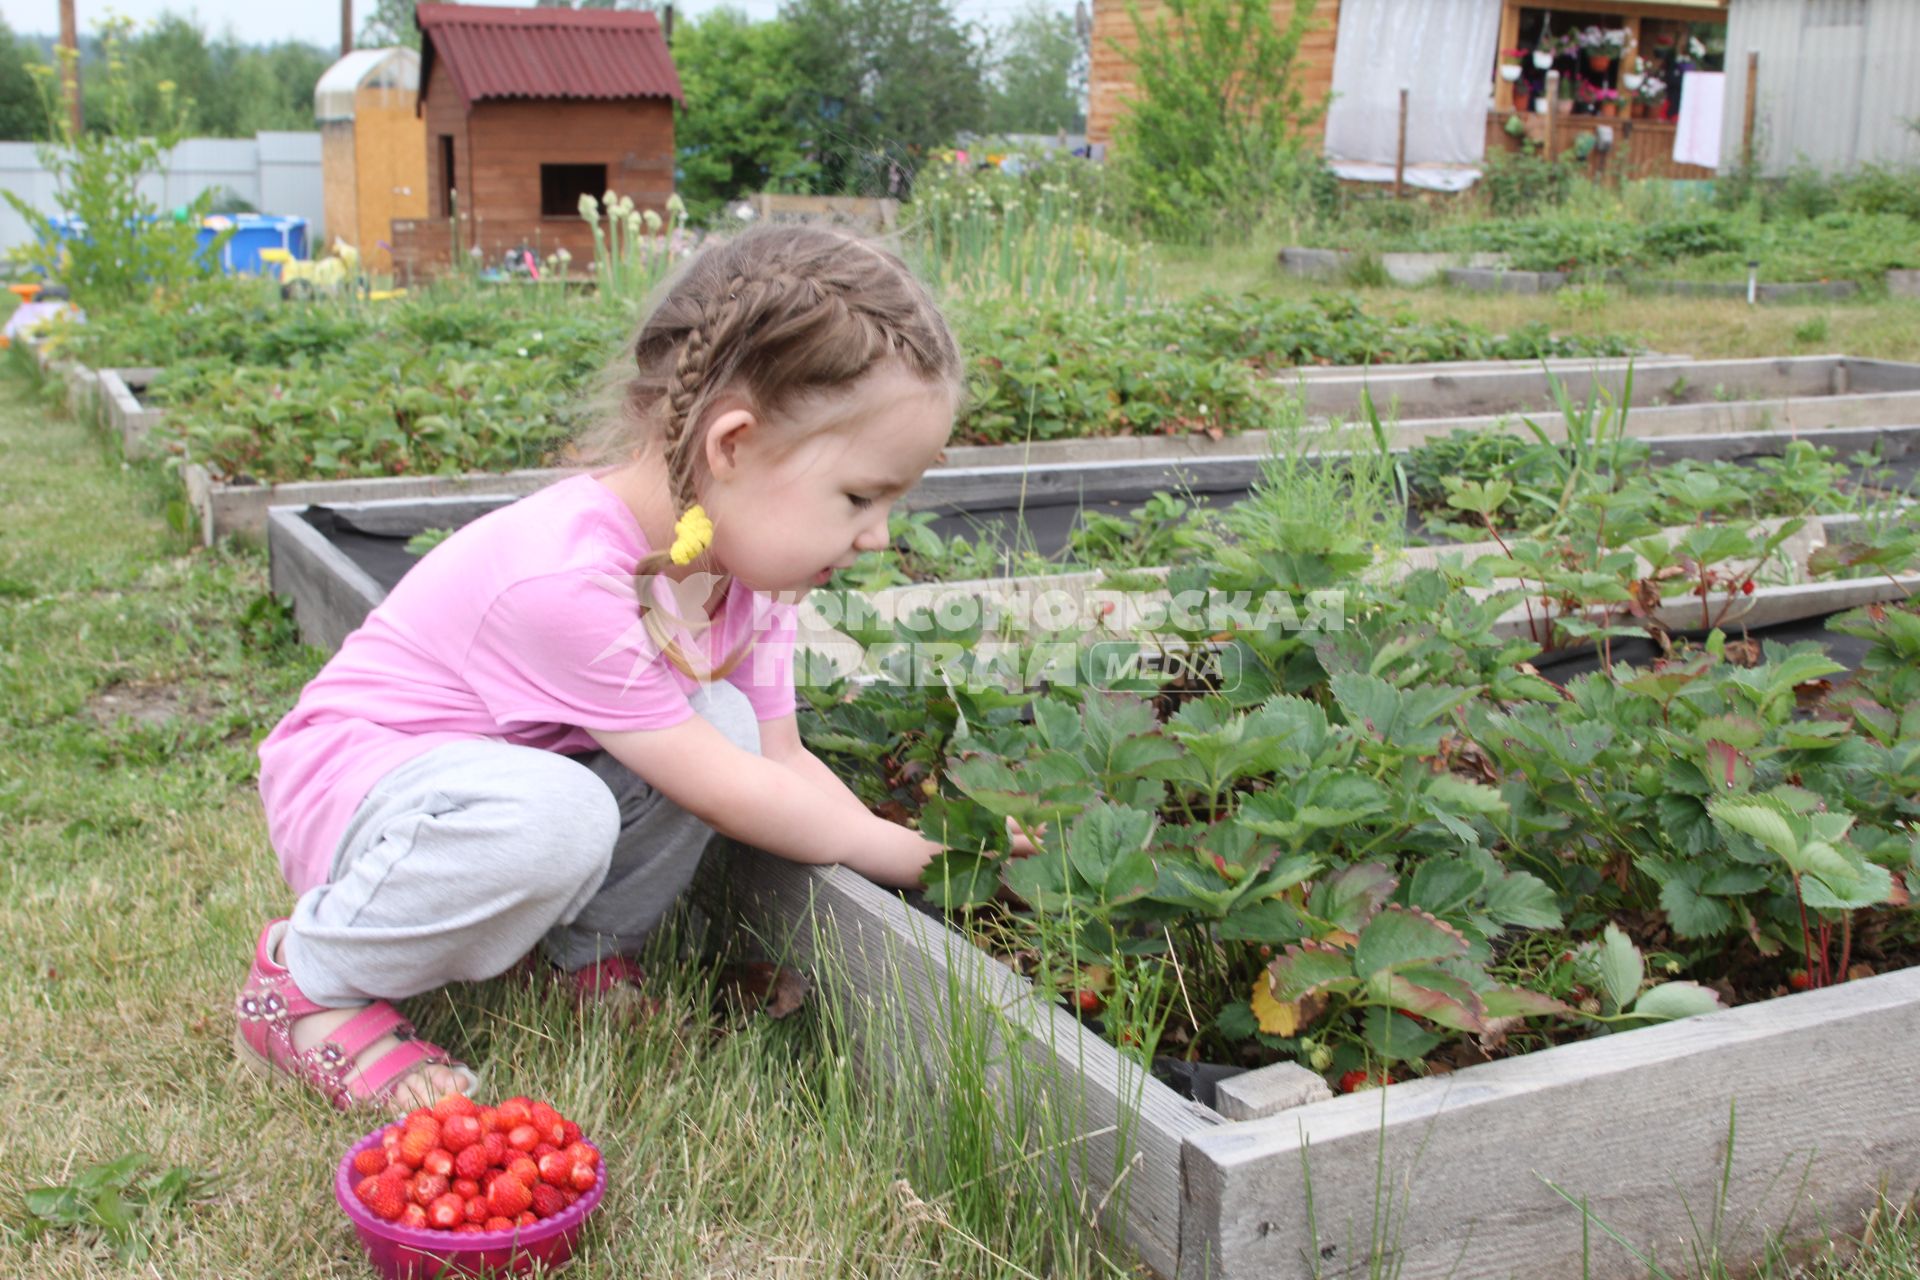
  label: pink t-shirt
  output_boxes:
[259,474,798,894]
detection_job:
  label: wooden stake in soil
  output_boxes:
[1544,70,1559,160]
[58,0,82,137]
[1394,87,1409,198]
[1743,50,1760,169]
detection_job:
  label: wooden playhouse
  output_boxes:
[388,2,683,282]
[316,46,430,279]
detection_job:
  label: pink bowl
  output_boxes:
[335,1128,606,1279]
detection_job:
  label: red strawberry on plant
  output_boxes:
[1789,970,1812,990]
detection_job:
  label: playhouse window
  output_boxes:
[541,164,609,218]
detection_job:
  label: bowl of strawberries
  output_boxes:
[335,1093,605,1279]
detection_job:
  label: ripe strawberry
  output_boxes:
[1073,988,1101,1014]
[432,1092,479,1121]
[533,1142,558,1159]
[411,1173,449,1207]
[454,1222,486,1235]
[405,1107,436,1127]
[480,1133,508,1166]
[454,1144,492,1182]
[530,1183,567,1219]
[507,1124,539,1152]
[496,1098,534,1130]
[537,1151,575,1187]
[516,1211,538,1228]
[488,1173,534,1219]
[569,1162,598,1192]
[453,1177,481,1199]
[352,1147,390,1177]
[441,1115,483,1154]
[565,1143,598,1170]
[559,1120,582,1146]
[1741,578,1756,596]
[484,1216,516,1233]
[400,1203,429,1230]
[355,1174,409,1223]
[427,1193,466,1230]
[560,1188,580,1207]
[1789,969,1812,991]
[464,1195,489,1224]
[397,1121,441,1167]
[1339,1069,1394,1093]
[421,1148,454,1178]
[507,1156,540,1188]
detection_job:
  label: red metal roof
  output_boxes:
[417,3,683,109]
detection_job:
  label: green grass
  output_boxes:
[5,352,1920,1278]
[0,362,1134,1277]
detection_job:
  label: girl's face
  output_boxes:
[704,364,955,596]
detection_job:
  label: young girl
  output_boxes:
[236,224,964,1111]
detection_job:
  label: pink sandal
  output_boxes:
[233,919,477,1112]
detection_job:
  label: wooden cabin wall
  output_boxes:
[1088,0,1340,147]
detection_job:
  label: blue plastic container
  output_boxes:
[42,212,307,275]
[211,215,309,275]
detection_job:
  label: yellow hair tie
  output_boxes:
[669,504,714,565]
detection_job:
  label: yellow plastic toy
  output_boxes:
[262,240,365,299]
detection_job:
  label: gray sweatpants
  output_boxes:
[281,682,761,1008]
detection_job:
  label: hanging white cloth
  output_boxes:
[1672,70,1726,169]
[1323,0,1503,181]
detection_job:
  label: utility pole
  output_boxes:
[342,0,354,57]
[59,0,83,137]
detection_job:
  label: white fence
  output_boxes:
[0,132,325,256]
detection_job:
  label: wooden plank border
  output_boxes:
[97,367,164,458]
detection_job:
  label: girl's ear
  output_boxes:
[703,405,759,481]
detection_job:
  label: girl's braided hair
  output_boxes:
[577,222,961,678]
[582,223,962,580]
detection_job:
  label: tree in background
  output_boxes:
[358,0,422,50]
[673,9,817,219]
[115,16,331,137]
[0,16,49,140]
[1112,0,1324,242]
[982,0,1085,136]
[782,0,986,196]
[4,17,219,309]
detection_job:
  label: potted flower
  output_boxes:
[1578,26,1629,73]
[1500,48,1525,82]
[1530,34,1555,69]
[1622,56,1646,94]
[1556,70,1576,115]
[1632,74,1667,120]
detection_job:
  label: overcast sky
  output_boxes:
[6,0,1059,45]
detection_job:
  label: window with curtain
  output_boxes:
[1323,0,1504,173]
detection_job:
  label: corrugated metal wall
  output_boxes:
[0,133,325,254]
[1722,0,1920,172]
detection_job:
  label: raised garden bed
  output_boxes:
[217,355,1920,546]
[1445,269,1865,302]
[96,367,166,458]
[720,840,1920,1279]
[1278,247,1509,286]
[270,473,1920,1278]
